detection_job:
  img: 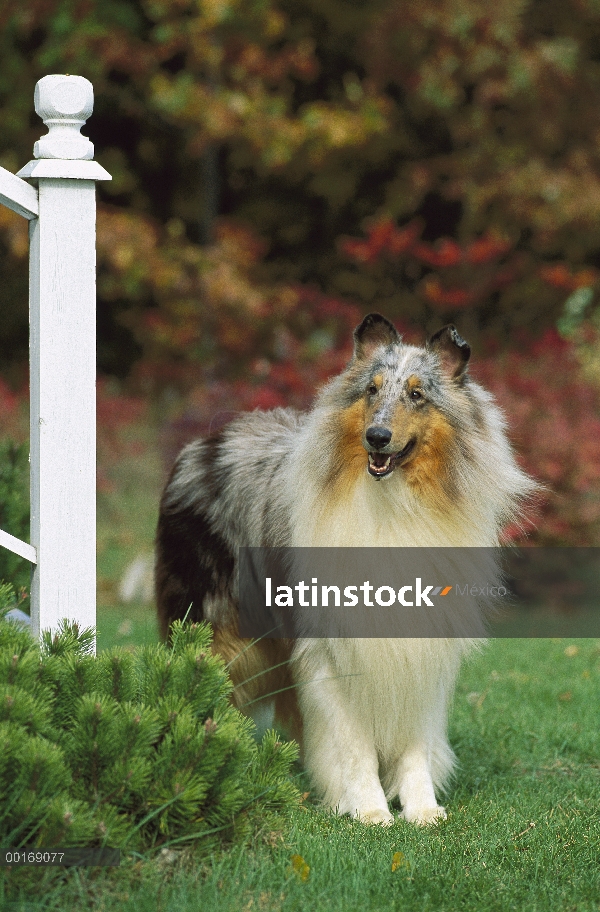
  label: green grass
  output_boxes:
[3,637,599,912]
[96,419,163,651]
[96,599,159,651]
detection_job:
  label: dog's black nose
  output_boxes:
[366,426,392,449]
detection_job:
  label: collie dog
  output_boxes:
[155,314,534,825]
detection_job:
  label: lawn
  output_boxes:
[3,637,598,912]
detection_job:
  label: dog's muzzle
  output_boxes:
[367,438,416,478]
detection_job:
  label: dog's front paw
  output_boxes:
[356,808,395,826]
[402,805,446,826]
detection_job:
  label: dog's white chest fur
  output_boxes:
[286,470,476,824]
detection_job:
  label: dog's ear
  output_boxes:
[353,313,400,360]
[428,324,471,379]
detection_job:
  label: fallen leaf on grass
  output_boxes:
[564,645,579,657]
[290,854,310,882]
[391,851,411,873]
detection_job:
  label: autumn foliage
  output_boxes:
[1,0,600,544]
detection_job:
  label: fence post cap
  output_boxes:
[17,158,111,181]
[33,74,95,161]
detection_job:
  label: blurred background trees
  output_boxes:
[1,0,600,546]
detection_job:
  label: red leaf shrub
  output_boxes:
[473,330,600,545]
[340,218,521,314]
[0,379,23,438]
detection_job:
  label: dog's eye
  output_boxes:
[410,389,423,401]
[367,384,378,396]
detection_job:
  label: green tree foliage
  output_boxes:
[2,0,600,376]
[0,588,299,851]
[2,1,600,544]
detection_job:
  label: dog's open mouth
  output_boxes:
[367,439,416,478]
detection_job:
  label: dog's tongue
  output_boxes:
[370,452,390,468]
[368,451,398,477]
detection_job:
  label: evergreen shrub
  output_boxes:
[0,442,29,601]
[0,583,299,852]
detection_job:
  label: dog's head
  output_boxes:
[341,313,473,484]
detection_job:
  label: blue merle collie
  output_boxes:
[156,314,534,825]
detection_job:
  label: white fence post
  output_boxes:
[15,75,110,644]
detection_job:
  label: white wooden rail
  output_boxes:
[0,75,111,645]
